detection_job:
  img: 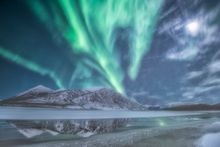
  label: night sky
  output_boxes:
[0,0,220,105]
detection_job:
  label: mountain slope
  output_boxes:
[0,85,146,110]
[17,85,54,96]
[164,103,220,111]
[0,85,146,138]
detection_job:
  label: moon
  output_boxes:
[185,20,200,36]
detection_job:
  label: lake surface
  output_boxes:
[0,106,216,120]
[1,106,220,147]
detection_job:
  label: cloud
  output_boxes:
[158,1,220,103]
[184,71,204,80]
[208,60,220,73]
[166,47,199,61]
[201,77,220,86]
[182,85,220,100]
[161,4,220,62]
[181,49,220,101]
[131,91,149,97]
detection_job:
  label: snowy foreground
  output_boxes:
[1,117,220,147]
[1,107,220,147]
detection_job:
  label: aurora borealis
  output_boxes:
[1,0,220,104]
[0,47,64,88]
[0,0,163,95]
[26,0,163,93]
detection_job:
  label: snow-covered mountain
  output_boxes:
[1,85,146,138]
[17,85,53,96]
[0,85,146,110]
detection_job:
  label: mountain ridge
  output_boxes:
[0,85,146,110]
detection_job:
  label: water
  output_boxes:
[0,106,209,120]
[1,107,220,147]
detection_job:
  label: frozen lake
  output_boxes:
[1,107,220,147]
[0,106,218,120]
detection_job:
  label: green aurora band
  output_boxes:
[0,0,163,94]
[0,47,64,88]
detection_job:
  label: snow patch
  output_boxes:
[204,121,220,132]
[196,132,220,147]
[77,130,95,137]
[55,121,64,132]
[18,128,44,138]
[65,105,83,109]
[45,130,59,136]
[18,85,53,96]
[83,102,122,110]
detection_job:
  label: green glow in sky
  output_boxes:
[80,0,163,80]
[0,0,163,94]
[0,47,64,88]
